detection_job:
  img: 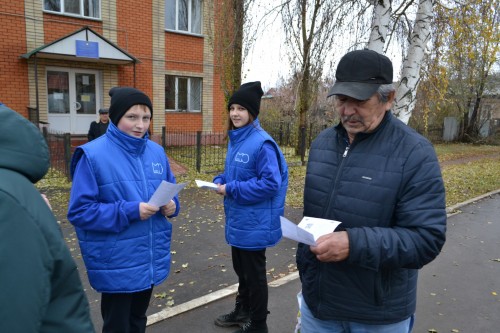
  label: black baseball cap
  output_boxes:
[328,49,393,100]
[98,108,109,114]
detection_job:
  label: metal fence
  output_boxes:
[40,119,326,179]
[162,119,331,173]
[40,119,450,180]
[42,128,73,180]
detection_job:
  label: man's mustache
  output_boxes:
[342,115,363,123]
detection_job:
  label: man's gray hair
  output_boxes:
[377,84,395,103]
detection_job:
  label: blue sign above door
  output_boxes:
[76,40,99,58]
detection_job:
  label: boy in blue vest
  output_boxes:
[68,87,180,333]
[213,81,289,333]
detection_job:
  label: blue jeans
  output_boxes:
[299,293,414,333]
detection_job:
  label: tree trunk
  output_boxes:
[231,0,244,93]
[394,0,434,124]
[297,66,311,165]
[367,0,392,53]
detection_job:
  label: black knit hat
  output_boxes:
[227,81,264,118]
[108,87,153,125]
[328,49,393,100]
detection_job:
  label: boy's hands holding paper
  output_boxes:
[310,231,350,262]
[139,200,177,220]
[160,200,177,217]
[195,179,226,196]
[139,203,159,220]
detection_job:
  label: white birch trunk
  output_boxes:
[366,0,392,53]
[393,0,434,124]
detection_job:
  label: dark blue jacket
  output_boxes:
[297,112,446,324]
[68,122,180,293]
[214,119,288,249]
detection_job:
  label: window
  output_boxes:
[165,75,202,112]
[165,0,202,34]
[47,71,70,114]
[44,0,100,19]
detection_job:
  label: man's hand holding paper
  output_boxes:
[310,231,350,262]
[280,216,342,247]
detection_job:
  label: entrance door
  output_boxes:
[47,67,101,134]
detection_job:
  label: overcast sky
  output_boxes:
[241,1,404,91]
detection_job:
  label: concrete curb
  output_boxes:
[147,272,300,326]
[446,189,500,214]
[146,190,500,327]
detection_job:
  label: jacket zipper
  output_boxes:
[317,135,352,308]
[321,136,351,218]
[139,157,154,285]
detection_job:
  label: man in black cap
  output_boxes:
[87,108,110,141]
[296,49,446,332]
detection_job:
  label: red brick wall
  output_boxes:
[164,31,204,132]
[164,27,227,132]
[112,0,156,132]
[43,14,103,42]
[165,32,204,73]
[166,113,203,132]
[0,3,29,116]
[116,0,153,95]
[1,1,226,134]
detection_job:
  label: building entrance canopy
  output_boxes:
[21,26,139,65]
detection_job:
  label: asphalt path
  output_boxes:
[59,187,303,332]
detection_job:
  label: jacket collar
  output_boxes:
[228,118,262,144]
[336,111,392,143]
[106,121,148,156]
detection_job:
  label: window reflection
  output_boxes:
[165,0,201,34]
[47,71,70,114]
[178,0,188,31]
[76,73,96,115]
[165,75,202,112]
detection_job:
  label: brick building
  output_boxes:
[0,0,226,140]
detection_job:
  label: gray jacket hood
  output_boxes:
[0,104,49,183]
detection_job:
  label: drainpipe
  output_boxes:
[133,62,137,87]
[34,53,40,122]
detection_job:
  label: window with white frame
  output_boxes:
[44,0,100,19]
[165,75,202,112]
[165,0,202,34]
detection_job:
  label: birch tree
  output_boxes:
[366,0,434,125]
[393,0,434,124]
[367,0,392,53]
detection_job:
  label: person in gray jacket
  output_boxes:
[0,104,95,333]
[296,49,447,333]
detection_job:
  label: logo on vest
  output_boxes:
[235,152,250,163]
[152,163,164,174]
